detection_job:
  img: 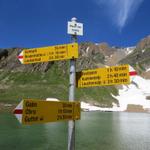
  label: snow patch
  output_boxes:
[125,47,135,55]
[81,74,150,112]
[81,102,120,112]
[86,47,90,53]
[146,68,150,72]
[46,98,59,101]
[113,76,150,111]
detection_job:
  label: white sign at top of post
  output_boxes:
[67,17,83,36]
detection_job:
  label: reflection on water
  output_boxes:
[76,112,117,150]
[0,113,47,150]
[44,122,68,149]
[0,112,150,150]
[113,113,150,150]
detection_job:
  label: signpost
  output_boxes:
[13,16,138,150]
[76,64,132,88]
[18,43,78,64]
[68,17,83,150]
[13,99,80,125]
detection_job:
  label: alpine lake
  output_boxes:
[0,112,150,150]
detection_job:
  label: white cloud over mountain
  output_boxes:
[95,0,144,30]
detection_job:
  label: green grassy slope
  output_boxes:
[0,63,118,107]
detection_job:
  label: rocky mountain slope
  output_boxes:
[120,36,150,79]
[0,35,150,112]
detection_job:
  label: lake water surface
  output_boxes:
[0,112,150,150]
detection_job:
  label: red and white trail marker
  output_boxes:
[13,101,23,123]
[129,71,137,76]
[129,66,137,81]
[129,65,137,76]
[17,51,24,64]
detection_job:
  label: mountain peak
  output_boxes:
[136,35,150,50]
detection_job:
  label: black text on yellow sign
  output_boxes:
[21,43,78,64]
[76,64,130,88]
[21,99,80,125]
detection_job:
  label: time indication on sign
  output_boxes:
[18,43,78,64]
[76,64,131,88]
[13,99,80,125]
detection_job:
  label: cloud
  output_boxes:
[96,0,144,30]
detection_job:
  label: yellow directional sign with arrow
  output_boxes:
[76,64,131,88]
[13,99,80,125]
[18,43,78,64]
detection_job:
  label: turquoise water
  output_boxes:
[0,112,150,150]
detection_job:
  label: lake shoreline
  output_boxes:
[0,102,149,113]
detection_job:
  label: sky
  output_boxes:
[0,0,150,48]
